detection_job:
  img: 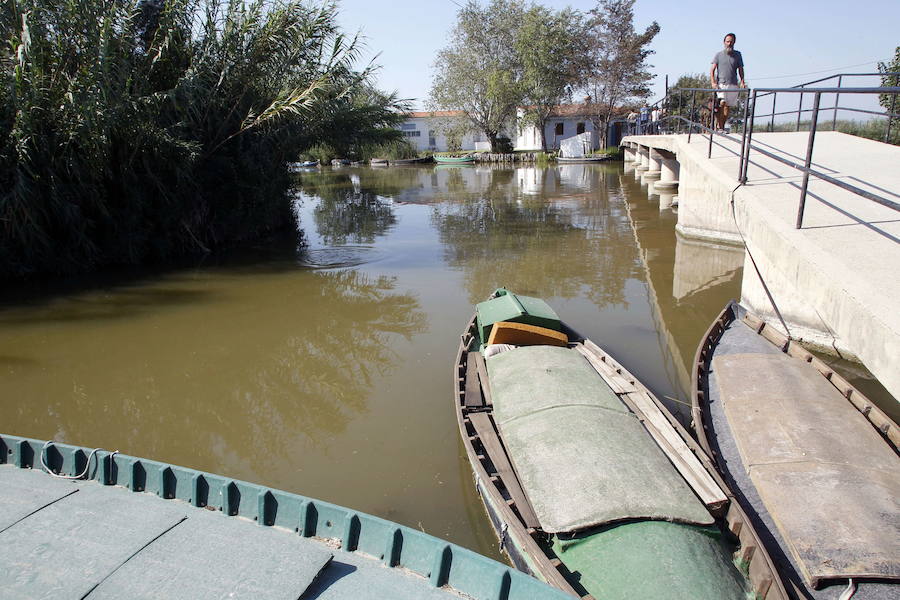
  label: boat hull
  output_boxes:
[691,302,899,599]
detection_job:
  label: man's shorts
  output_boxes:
[716,84,740,105]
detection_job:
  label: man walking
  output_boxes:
[710,33,746,132]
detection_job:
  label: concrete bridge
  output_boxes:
[620,131,900,402]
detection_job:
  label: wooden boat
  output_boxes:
[556,155,610,163]
[389,156,433,165]
[454,289,787,600]
[692,301,899,599]
[434,155,475,164]
[370,157,389,165]
[0,433,572,600]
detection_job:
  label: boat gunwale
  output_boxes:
[0,433,571,600]
[690,300,898,596]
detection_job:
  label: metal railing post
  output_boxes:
[832,75,842,131]
[796,92,822,229]
[796,92,803,131]
[741,90,758,183]
[738,89,752,180]
[769,92,776,131]
[688,90,696,143]
[886,92,897,143]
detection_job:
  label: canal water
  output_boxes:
[0,163,889,561]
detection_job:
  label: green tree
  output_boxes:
[429,0,526,151]
[516,6,588,151]
[666,73,713,125]
[581,0,659,138]
[878,46,900,112]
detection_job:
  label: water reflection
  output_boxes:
[618,171,743,420]
[0,267,425,476]
[431,166,641,308]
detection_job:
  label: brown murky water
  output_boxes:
[1,162,891,561]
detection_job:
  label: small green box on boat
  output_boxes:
[475,289,562,345]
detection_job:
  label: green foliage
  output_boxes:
[516,5,588,150]
[878,46,900,112]
[0,0,407,277]
[429,0,527,151]
[581,0,660,132]
[360,139,418,160]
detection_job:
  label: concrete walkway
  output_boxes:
[622,131,900,402]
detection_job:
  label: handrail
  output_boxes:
[626,72,900,229]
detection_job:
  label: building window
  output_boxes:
[473,132,483,142]
[555,123,564,135]
[428,130,436,146]
[401,123,417,131]
[577,122,585,134]
[403,131,420,137]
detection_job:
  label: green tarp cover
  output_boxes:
[551,521,748,600]
[713,352,900,583]
[487,346,713,533]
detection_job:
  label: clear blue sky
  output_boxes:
[336,0,899,111]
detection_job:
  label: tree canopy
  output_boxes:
[580,0,660,135]
[878,46,900,112]
[429,0,526,151]
[516,6,589,150]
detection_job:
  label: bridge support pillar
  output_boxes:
[642,149,662,184]
[655,157,680,192]
[636,146,650,172]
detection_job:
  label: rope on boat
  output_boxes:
[499,523,509,552]
[40,440,113,480]
[838,578,856,600]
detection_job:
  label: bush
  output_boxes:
[494,136,514,153]
[0,0,407,277]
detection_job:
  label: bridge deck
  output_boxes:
[623,131,900,401]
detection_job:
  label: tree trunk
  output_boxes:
[487,131,498,152]
[538,119,548,151]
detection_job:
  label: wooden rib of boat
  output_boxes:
[0,433,572,600]
[692,301,899,599]
[434,155,475,164]
[454,289,788,600]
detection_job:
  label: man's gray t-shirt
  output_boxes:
[712,50,744,85]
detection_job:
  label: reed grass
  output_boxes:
[0,0,407,277]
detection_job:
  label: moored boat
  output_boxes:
[0,433,572,600]
[389,156,433,165]
[692,301,899,599]
[434,155,475,164]
[454,289,787,600]
[556,155,610,163]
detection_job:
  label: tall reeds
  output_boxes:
[0,0,407,276]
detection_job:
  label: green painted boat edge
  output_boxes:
[434,155,475,163]
[0,433,572,600]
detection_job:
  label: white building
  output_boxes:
[398,110,490,153]
[513,105,601,152]
[397,105,632,153]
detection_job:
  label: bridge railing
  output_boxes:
[629,73,900,229]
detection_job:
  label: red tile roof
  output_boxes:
[406,110,466,118]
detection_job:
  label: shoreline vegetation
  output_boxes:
[0,0,409,278]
